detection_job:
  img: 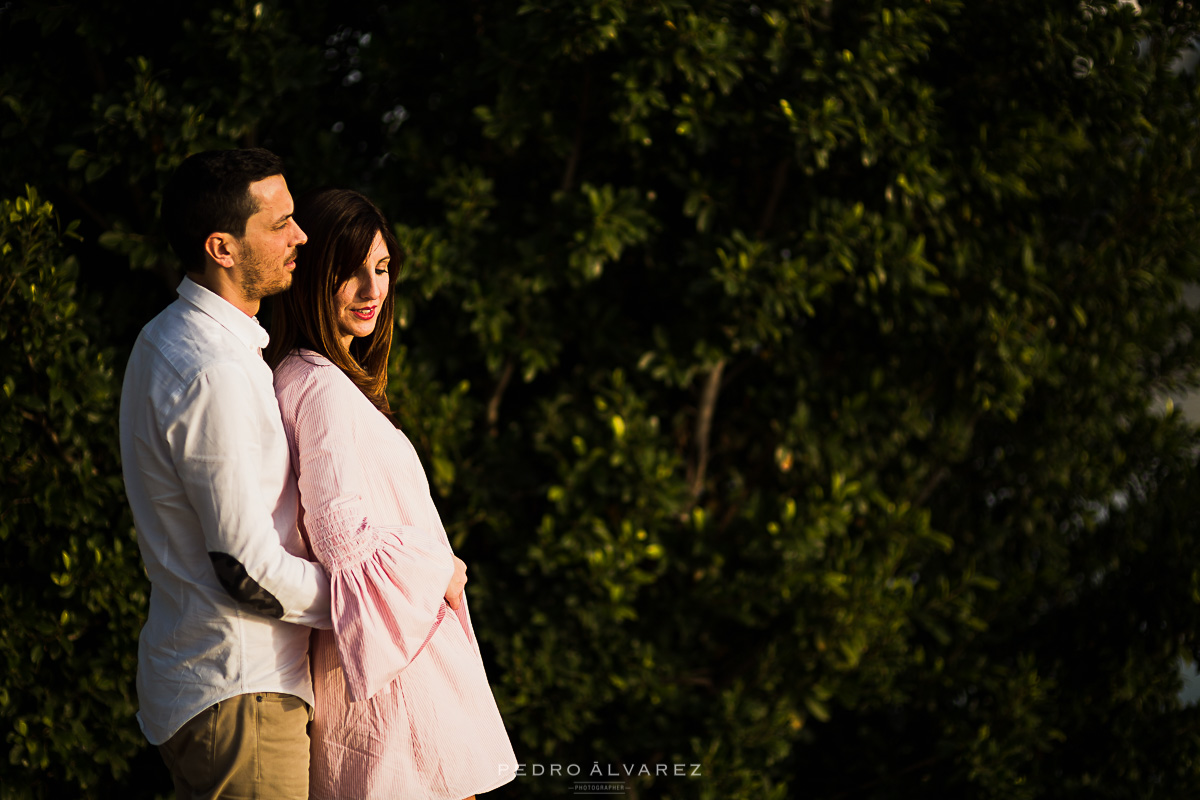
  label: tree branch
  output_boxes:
[560,69,592,193]
[690,359,726,500]
[914,466,949,507]
[914,410,982,507]
[486,357,516,434]
[756,157,790,238]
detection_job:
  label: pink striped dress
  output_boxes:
[273,350,518,800]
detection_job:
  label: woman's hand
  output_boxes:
[444,555,468,610]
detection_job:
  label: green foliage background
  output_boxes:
[4,1,1200,797]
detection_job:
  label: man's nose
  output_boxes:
[292,220,308,246]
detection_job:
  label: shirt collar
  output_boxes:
[177,276,271,353]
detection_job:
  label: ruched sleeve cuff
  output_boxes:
[306,502,454,703]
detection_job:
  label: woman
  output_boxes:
[265,189,517,800]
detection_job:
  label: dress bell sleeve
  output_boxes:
[279,361,454,703]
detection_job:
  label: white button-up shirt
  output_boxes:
[119,277,332,745]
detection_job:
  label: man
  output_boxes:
[119,148,331,799]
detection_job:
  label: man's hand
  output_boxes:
[444,555,468,610]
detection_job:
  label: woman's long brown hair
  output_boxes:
[265,189,401,414]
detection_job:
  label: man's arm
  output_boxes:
[166,360,331,628]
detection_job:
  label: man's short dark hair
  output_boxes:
[162,148,286,273]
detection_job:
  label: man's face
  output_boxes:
[235,174,306,301]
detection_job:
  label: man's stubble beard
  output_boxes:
[238,245,297,301]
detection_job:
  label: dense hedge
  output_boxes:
[4,1,1200,798]
[0,189,145,797]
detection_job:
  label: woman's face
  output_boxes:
[334,230,390,349]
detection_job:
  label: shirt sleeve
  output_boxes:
[165,360,332,629]
[286,364,453,702]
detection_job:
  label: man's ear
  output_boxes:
[204,232,238,269]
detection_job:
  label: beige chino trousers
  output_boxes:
[158,692,310,800]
